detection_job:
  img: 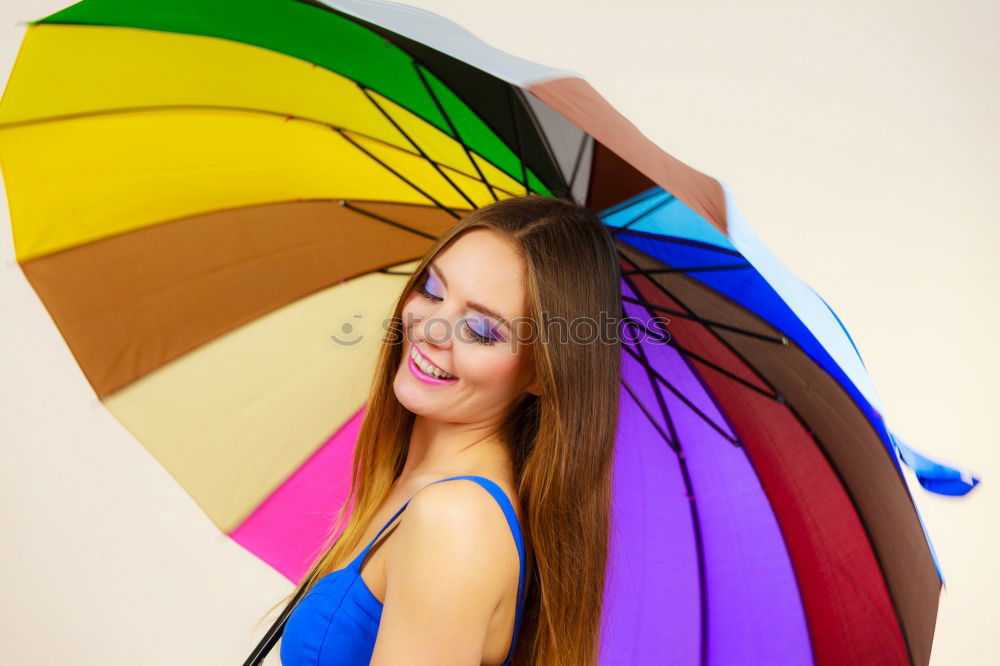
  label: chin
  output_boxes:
[392,371,436,415]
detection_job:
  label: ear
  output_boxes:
[525,373,541,397]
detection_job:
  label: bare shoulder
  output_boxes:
[371,480,518,663]
[408,478,513,529]
[388,480,515,593]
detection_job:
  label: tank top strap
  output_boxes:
[431,475,527,666]
[352,475,527,664]
[351,475,461,564]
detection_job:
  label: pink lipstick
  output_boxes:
[407,345,458,385]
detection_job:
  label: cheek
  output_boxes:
[401,293,425,317]
[458,348,526,388]
[400,295,432,336]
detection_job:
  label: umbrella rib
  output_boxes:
[403,49,545,199]
[621,263,753,275]
[622,295,789,345]
[616,193,677,232]
[357,83,478,210]
[567,134,588,197]
[258,7,552,199]
[599,187,663,219]
[627,307,682,448]
[611,226,745,257]
[617,250,792,406]
[621,341,742,447]
[513,86,573,199]
[338,201,439,240]
[506,84,530,195]
[621,246,924,666]
[618,378,676,450]
[333,127,462,219]
[410,60,500,204]
[0,103,521,204]
[620,267,745,445]
[623,318,780,400]
[619,299,712,666]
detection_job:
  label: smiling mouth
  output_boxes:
[409,345,457,379]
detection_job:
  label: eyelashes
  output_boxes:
[414,272,499,346]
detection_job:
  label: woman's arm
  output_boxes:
[369,481,511,665]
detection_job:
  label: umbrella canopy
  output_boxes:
[0,1,977,664]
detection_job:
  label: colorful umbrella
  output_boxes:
[0,0,978,664]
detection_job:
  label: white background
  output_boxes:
[1,0,996,663]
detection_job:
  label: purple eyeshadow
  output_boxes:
[424,271,444,297]
[470,316,504,342]
[422,269,505,343]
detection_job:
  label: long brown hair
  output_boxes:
[261,194,622,665]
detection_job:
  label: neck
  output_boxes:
[398,414,511,485]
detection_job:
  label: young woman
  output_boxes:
[275,194,622,666]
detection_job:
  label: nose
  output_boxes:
[411,299,460,350]
[424,314,452,348]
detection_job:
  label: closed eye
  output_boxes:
[414,273,498,346]
[464,320,497,346]
[415,280,442,303]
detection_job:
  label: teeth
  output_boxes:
[411,347,455,379]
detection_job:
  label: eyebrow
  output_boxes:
[429,262,511,333]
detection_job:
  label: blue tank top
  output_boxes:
[279,475,527,666]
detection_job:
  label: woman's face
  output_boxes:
[393,228,539,426]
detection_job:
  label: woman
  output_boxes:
[274,194,622,666]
